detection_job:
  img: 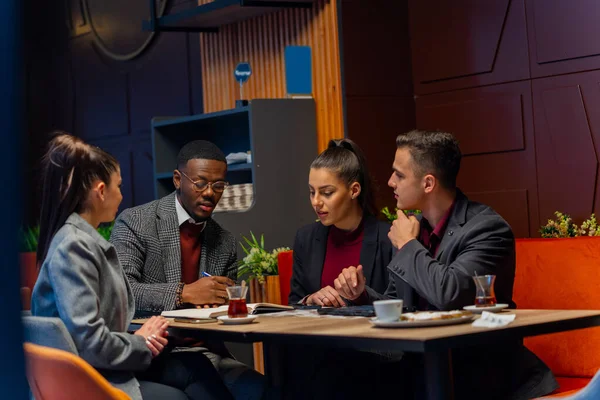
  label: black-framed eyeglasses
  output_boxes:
[177,170,229,193]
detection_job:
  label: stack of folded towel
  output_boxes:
[214,183,254,213]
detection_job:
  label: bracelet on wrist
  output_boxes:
[175,282,185,309]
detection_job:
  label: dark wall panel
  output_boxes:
[419,94,525,156]
[26,0,202,218]
[532,71,600,224]
[346,97,415,199]
[526,0,600,78]
[409,0,529,95]
[466,190,530,239]
[89,135,155,214]
[71,38,129,140]
[416,81,538,237]
[341,0,413,98]
[341,0,416,212]
[129,33,195,133]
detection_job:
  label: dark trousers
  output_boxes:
[139,381,189,400]
[138,350,235,400]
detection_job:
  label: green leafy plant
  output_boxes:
[97,222,114,241]
[540,212,600,238]
[19,225,40,252]
[380,206,422,223]
[237,231,290,283]
[18,221,115,253]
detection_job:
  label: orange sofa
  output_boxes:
[514,237,600,396]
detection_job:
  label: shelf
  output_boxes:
[152,107,249,128]
[228,162,252,172]
[143,0,314,32]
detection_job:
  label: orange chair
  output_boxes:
[23,342,130,400]
[514,237,600,396]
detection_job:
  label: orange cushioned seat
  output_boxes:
[515,237,600,395]
[24,342,130,400]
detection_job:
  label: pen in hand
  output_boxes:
[198,271,226,309]
[201,271,234,286]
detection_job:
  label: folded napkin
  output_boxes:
[226,152,251,164]
[472,311,516,328]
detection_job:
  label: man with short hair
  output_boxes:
[112,140,265,400]
[335,130,557,399]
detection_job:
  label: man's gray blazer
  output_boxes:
[364,190,557,399]
[32,213,151,400]
[366,189,516,310]
[111,192,237,314]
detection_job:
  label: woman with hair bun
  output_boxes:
[288,138,393,306]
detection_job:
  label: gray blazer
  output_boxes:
[111,192,237,314]
[31,213,151,400]
[365,190,557,399]
[366,189,516,310]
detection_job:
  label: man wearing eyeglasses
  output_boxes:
[111,140,266,400]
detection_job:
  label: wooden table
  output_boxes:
[134,309,600,399]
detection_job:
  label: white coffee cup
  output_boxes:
[373,299,403,322]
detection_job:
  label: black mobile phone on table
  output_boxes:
[291,304,321,310]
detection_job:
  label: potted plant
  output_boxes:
[97,221,115,241]
[540,212,600,238]
[237,231,290,304]
[18,225,40,292]
[18,222,114,289]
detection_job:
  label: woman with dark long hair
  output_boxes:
[288,138,393,306]
[32,133,234,400]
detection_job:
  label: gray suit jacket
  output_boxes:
[366,189,516,310]
[111,192,237,314]
[365,190,557,399]
[31,213,151,400]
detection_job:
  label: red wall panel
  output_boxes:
[341,0,416,212]
[416,81,538,238]
[409,0,529,95]
[526,0,600,78]
[466,190,530,239]
[533,71,600,224]
[420,94,525,156]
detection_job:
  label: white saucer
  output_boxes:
[463,304,509,313]
[370,315,474,328]
[217,315,258,325]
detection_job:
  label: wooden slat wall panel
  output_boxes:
[199,0,343,151]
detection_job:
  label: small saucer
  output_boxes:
[217,315,258,325]
[463,304,509,314]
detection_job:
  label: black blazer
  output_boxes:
[288,215,393,304]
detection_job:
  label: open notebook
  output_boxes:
[161,303,293,319]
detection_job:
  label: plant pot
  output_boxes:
[277,250,293,303]
[20,252,39,290]
[20,252,39,310]
[248,275,281,374]
[249,275,281,304]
